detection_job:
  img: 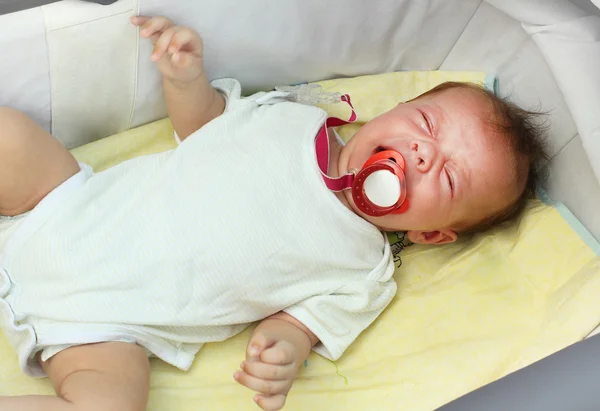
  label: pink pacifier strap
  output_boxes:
[316,94,357,192]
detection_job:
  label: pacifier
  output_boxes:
[351,150,409,217]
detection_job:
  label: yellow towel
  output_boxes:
[2,71,599,411]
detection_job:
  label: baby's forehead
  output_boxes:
[425,85,491,106]
[421,87,495,131]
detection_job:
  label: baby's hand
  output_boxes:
[234,331,302,411]
[131,16,204,84]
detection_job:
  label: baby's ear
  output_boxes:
[407,229,457,245]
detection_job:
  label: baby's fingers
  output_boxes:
[135,16,173,43]
[151,27,180,61]
[140,16,172,34]
[260,343,295,365]
[241,360,296,381]
[233,370,292,396]
[130,15,151,27]
[166,28,203,56]
[254,393,288,411]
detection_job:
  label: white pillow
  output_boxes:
[0,0,482,146]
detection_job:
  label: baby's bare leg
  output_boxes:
[0,107,80,216]
[0,342,150,411]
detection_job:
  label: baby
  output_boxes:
[0,16,547,411]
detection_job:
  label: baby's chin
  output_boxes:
[338,135,381,172]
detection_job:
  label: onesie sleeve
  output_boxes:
[173,78,245,144]
[283,276,397,361]
[211,78,244,113]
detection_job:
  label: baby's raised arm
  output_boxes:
[132,16,225,141]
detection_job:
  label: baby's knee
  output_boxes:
[0,106,26,122]
[0,107,34,143]
[0,106,17,115]
[43,343,150,411]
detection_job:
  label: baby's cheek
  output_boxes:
[408,192,445,224]
[410,187,439,211]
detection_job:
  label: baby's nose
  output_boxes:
[411,140,437,173]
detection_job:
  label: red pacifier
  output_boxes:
[351,150,409,217]
[313,92,409,218]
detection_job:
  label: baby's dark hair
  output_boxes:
[416,81,550,234]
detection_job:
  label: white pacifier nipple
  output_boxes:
[363,170,401,207]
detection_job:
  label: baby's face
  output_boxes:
[338,87,524,244]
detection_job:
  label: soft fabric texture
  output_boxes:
[0,79,394,377]
[1,71,599,411]
[0,165,94,377]
[3,0,600,285]
[0,0,482,147]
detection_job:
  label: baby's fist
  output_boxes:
[234,331,300,411]
[131,16,205,83]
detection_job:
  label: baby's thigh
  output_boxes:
[42,342,151,411]
[0,107,80,216]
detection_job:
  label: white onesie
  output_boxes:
[0,79,396,377]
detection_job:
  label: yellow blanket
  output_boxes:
[2,71,600,411]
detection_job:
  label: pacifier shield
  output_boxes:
[351,150,408,217]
